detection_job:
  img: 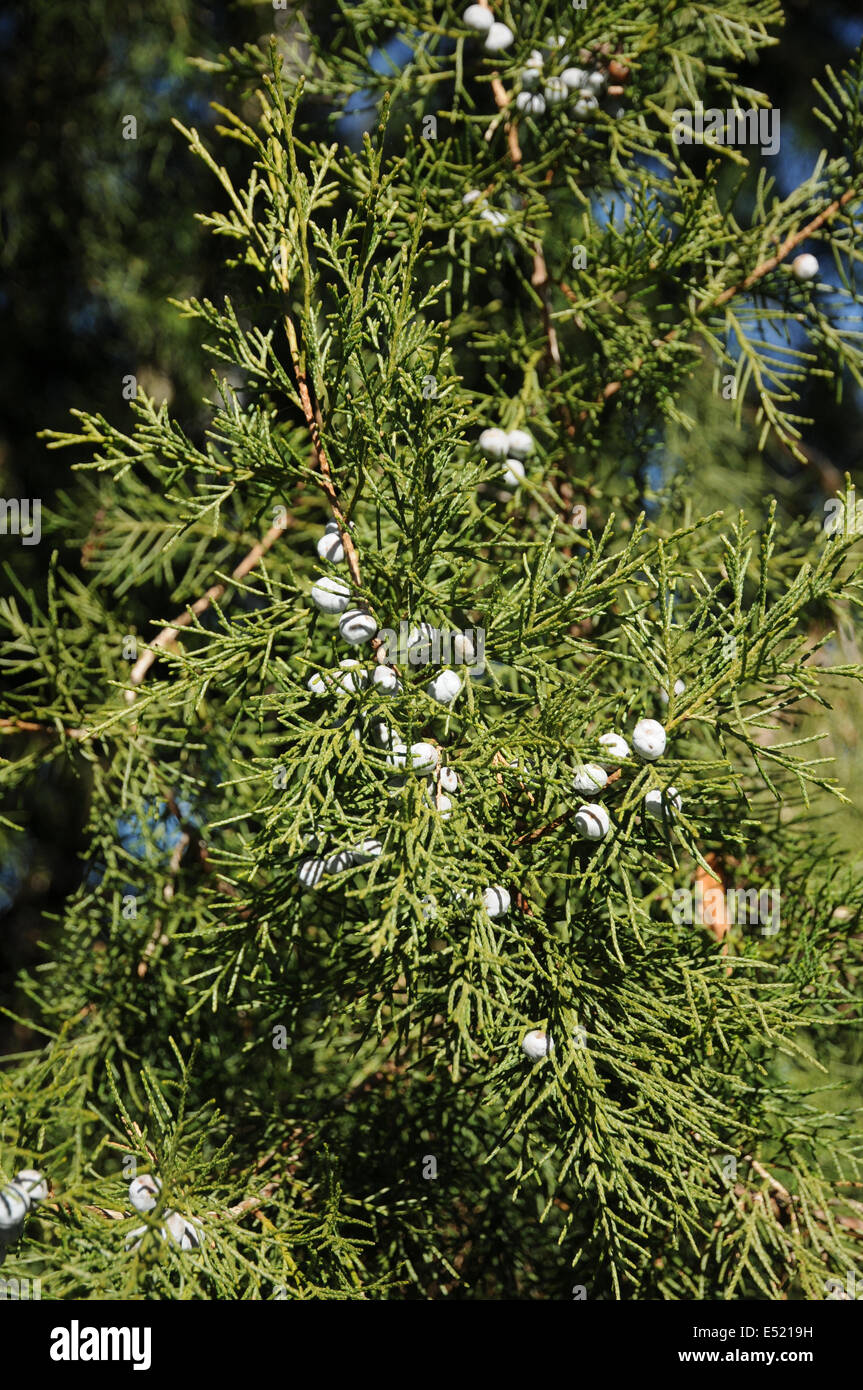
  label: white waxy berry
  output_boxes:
[0,1186,28,1231]
[792,253,819,282]
[13,1169,48,1206]
[522,1028,553,1060]
[644,786,682,820]
[439,766,459,793]
[125,1223,169,1251]
[436,793,454,819]
[574,94,598,118]
[586,70,607,94]
[480,207,507,227]
[352,838,383,863]
[562,66,588,90]
[659,678,685,705]
[544,77,568,104]
[484,21,514,51]
[572,763,608,793]
[386,740,409,770]
[166,1213,202,1250]
[372,665,400,694]
[462,3,494,31]
[408,622,440,660]
[632,717,666,761]
[506,428,534,459]
[598,731,629,760]
[298,857,327,889]
[520,66,541,89]
[428,670,462,704]
[307,670,329,696]
[482,884,511,918]
[316,530,344,564]
[325,850,354,875]
[371,720,397,748]
[574,802,611,841]
[334,659,368,693]
[451,632,476,665]
[129,1174,162,1214]
[339,607,377,645]
[517,91,547,115]
[410,741,438,771]
[503,458,526,488]
[479,427,510,460]
[462,188,483,205]
[311,576,350,614]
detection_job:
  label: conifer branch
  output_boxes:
[279,284,388,660]
[4,10,863,1305]
[479,0,561,372]
[515,768,623,845]
[710,185,859,307]
[282,313,364,591]
[77,1177,282,1225]
[561,183,861,426]
[125,517,289,696]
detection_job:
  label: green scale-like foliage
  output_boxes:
[2,2,863,1299]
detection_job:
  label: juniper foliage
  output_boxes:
[2,1,863,1300]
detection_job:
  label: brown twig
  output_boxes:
[746,1156,792,1203]
[476,2,520,159]
[225,1178,281,1220]
[490,74,522,165]
[279,275,389,662]
[514,767,622,846]
[478,3,560,372]
[474,1,561,373]
[282,315,364,592]
[124,203,375,703]
[562,185,860,426]
[75,1177,282,1226]
[0,717,89,739]
[126,517,290,697]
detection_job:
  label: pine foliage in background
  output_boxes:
[2,0,863,1299]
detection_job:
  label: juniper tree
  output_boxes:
[2,1,863,1301]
